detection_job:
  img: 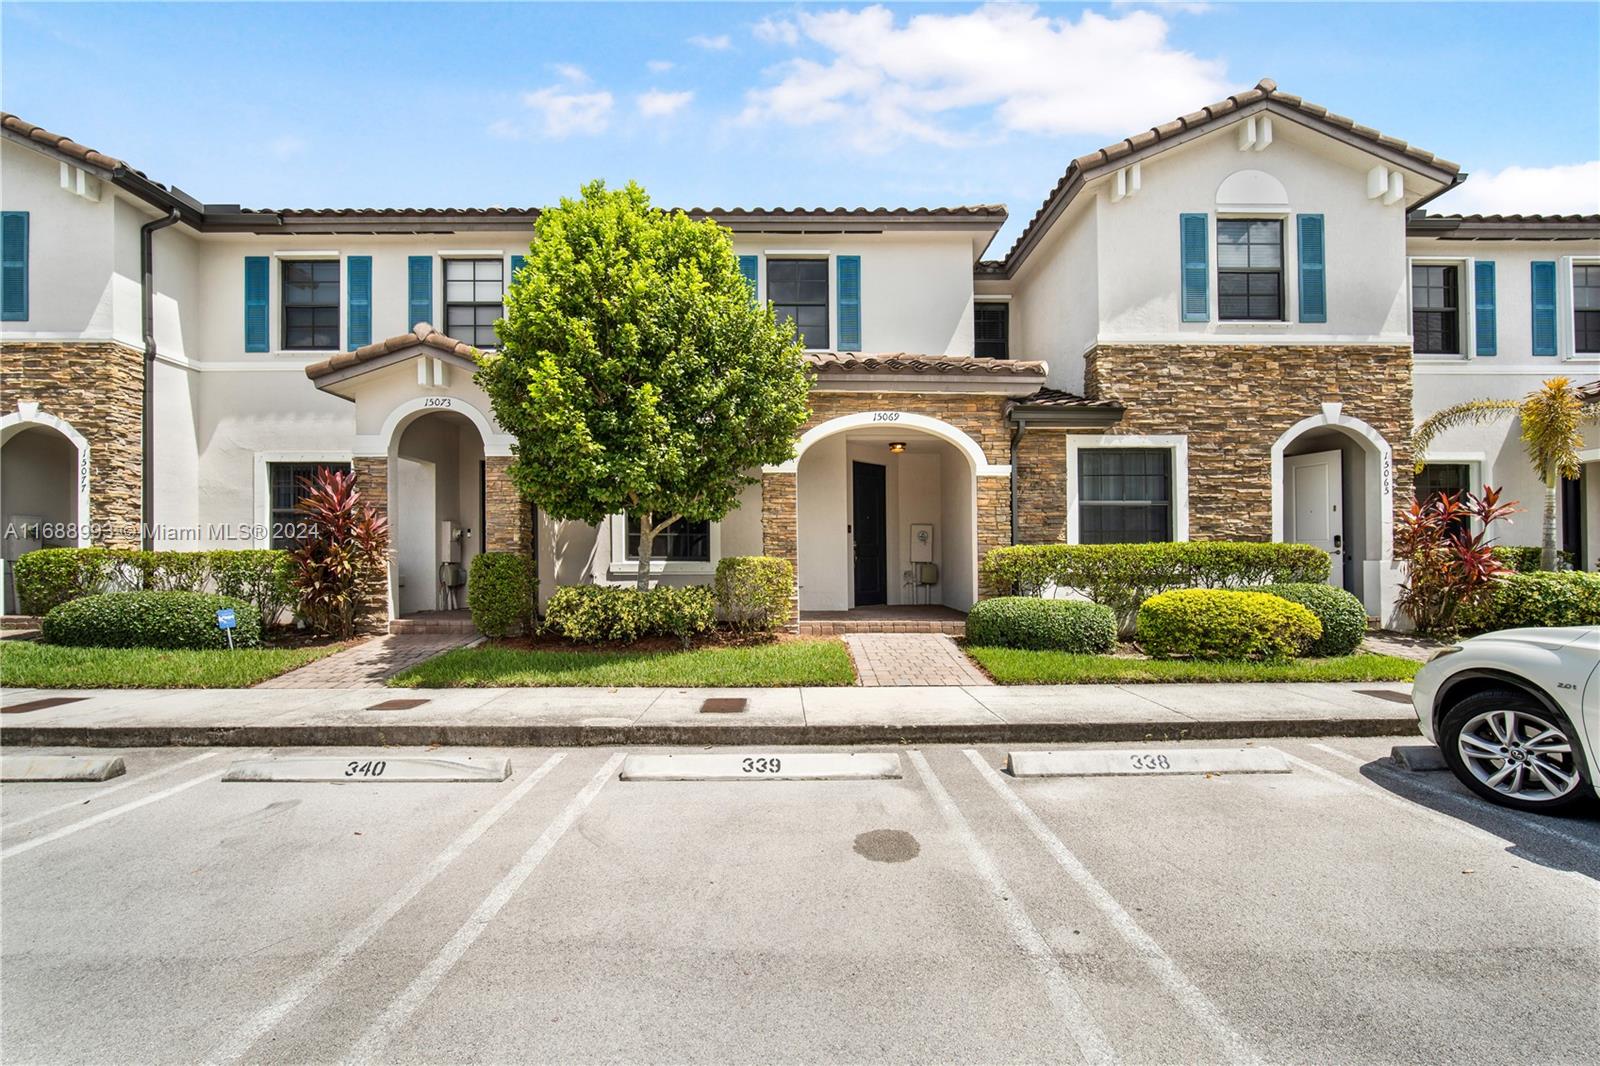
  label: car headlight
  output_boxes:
[1425,645,1464,664]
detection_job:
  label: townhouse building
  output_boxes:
[2,79,1596,628]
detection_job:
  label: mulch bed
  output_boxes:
[487,630,803,654]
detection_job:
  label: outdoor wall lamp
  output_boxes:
[888,441,906,454]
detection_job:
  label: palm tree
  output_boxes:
[1410,377,1599,571]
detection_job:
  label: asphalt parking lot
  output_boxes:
[3,739,1597,1065]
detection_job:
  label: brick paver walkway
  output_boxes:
[256,634,474,689]
[842,633,992,687]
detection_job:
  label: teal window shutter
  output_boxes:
[1296,214,1326,323]
[1179,213,1209,322]
[1531,261,1557,356]
[408,255,433,329]
[243,256,269,352]
[1473,260,1497,356]
[346,256,372,350]
[738,255,759,302]
[836,255,861,351]
[510,254,525,281]
[1,211,27,321]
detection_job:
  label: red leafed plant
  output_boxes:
[289,467,390,638]
[1395,485,1520,636]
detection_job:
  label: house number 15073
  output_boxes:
[423,397,453,408]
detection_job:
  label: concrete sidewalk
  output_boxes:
[0,681,1420,747]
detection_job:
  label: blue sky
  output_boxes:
[4,2,1597,254]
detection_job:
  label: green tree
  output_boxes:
[1410,377,1598,571]
[478,180,811,590]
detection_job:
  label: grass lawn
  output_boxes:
[390,638,856,688]
[0,642,344,689]
[965,646,1420,685]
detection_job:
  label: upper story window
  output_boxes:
[767,258,829,350]
[1078,448,1172,544]
[445,258,504,349]
[282,260,340,350]
[1575,263,1600,355]
[1216,219,1282,321]
[1412,264,1461,355]
[975,302,1009,359]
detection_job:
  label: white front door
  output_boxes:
[1286,449,1344,588]
[396,457,437,616]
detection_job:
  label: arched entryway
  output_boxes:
[388,408,487,617]
[1,406,90,613]
[1272,403,1395,618]
[788,412,989,613]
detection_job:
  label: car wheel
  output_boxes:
[1438,689,1590,813]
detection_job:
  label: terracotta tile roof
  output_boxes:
[995,78,1463,277]
[804,352,1046,377]
[1009,387,1122,410]
[1577,379,1600,403]
[1,111,133,174]
[304,323,477,381]
[1419,213,1600,223]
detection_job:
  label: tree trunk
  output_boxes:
[1541,477,1560,572]
[636,511,654,592]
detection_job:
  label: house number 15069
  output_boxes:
[870,411,901,422]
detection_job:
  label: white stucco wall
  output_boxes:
[1010,198,1100,391]
[0,142,118,340]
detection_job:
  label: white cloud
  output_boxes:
[753,16,800,44]
[552,63,590,85]
[1434,161,1600,217]
[647,59,675,73]
[637,89,695,119]
[498,84,615,138]
[739,4,1228,151]
[689,33,732,50]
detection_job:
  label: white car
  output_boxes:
[1412,626,1600,813]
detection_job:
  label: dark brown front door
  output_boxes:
[852,461,887,606]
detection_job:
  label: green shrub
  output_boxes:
[468,552,537,638]
[1489,546,1574,573]
[543,584,717,645]
[1458,571,1600,633]
[13,548,115,615]
[210,550,294,628]
[1136,589,1322,662]
[982,542,1330,632]
[1260,583,1368,657]
[714,556,795,632]
[42,591,262,650]
[966,597,1116,652]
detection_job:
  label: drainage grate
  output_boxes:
[700,698,748,714]
[366,698,431,711]
[3,696,88,715]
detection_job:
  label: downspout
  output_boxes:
[140,207,181,550]
[1009,417,1027,545]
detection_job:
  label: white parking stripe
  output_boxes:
[207,752,568,1065]
[1309,742,1600,857]
[909,751,1117,1066]
[348,753,625,1065]
[964,750,1261,1066]
[2,752,219,831]
[0,768,225,860]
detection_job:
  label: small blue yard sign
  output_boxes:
[216,607,237,650]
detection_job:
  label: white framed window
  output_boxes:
[1564,256,1600,359]
[606,514,721,577]
[1065,435,1190,544]
[1407,255,1478,359]
[444,258,504,349]
[254,451,353,548]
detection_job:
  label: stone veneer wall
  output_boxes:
[351,456,392,635]
[1015,343,1416,542]
[0,341,144,547]
[483,455,532,556]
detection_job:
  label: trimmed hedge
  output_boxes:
[13,547,292,626]
[1489,546,1574,573]
[543,584,717,645]
[1136,589,1322,662]
[714,556,795,633]
[982,542,1330,632]
[468,552,537,638]
[966,597,1116,653]
[1260,583,1368,657]
[42,591,262,650]
[1458,571,1600,633]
